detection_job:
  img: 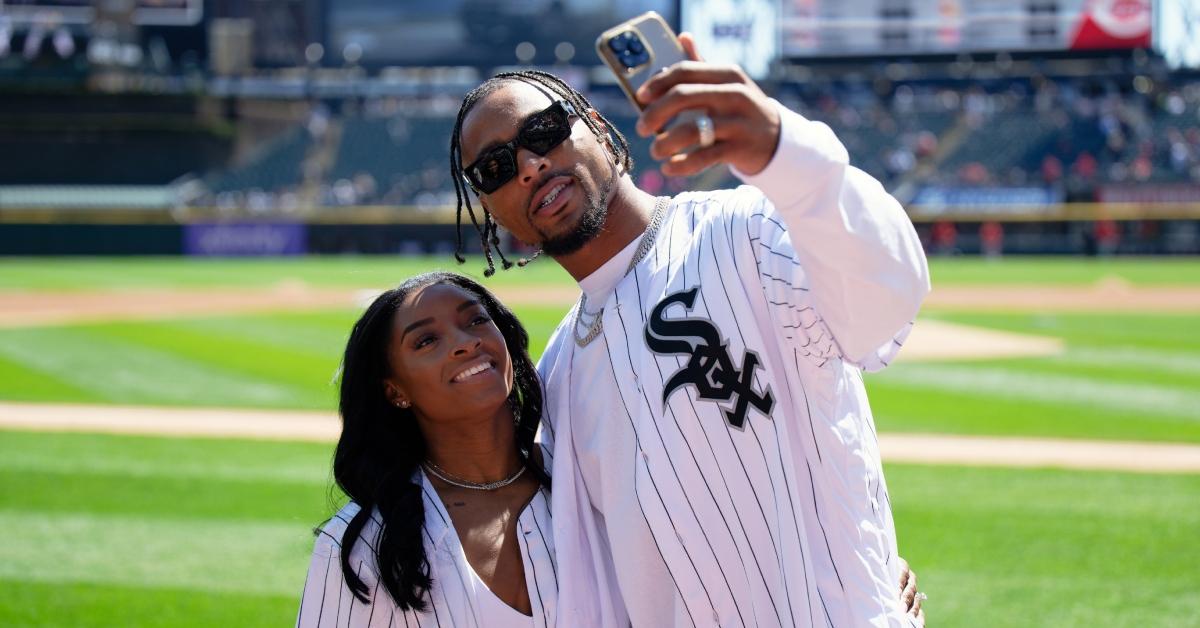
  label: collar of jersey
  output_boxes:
[578,231,642,310]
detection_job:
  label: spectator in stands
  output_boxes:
[932,220,959,255]
[980,221,1004,258]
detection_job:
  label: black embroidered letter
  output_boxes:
[645,287,774,428]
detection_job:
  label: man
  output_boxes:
[451,34,928,627]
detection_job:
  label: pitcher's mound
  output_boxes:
[898,319,1063,362]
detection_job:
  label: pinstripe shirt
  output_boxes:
[540,102,930,627]
[297,468,557,628]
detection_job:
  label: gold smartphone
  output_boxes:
[596,12,702,141]
[596,12,689,111]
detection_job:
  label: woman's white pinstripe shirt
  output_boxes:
[297,468,557,628]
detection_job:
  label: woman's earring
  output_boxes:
[397,400,410,409]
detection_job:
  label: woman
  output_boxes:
[297,271,924,627]
[297,271,555,627]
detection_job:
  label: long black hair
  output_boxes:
[331,271,550,611]
[449,70,635,276]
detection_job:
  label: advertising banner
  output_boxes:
[912,186,1062,215]
[184,223,307,257]
[1098,184,1200,204]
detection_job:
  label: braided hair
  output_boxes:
[449,70,635,276]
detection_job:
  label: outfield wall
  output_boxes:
[0,223,482,256]
[2,204,1198,256]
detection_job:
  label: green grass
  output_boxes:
[0,256,573,291]
[868,312,1200,443]
[1,430,1195,627]
[0,431,330,627]
[2,583,297,628]
[2,305,1193,443]
[2,256,1197,442]
[0,305,568,409]
[890,464,1200,628]
[925,256,1200,285]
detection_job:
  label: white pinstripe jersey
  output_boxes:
[297,468,557,628]
[539,103,930,627]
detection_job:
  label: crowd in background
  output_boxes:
[188,74,1200,213]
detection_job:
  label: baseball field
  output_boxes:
[1,256,1197,627]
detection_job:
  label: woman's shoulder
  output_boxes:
[312,501,383,557]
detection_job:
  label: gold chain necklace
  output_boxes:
[573,196,669,348]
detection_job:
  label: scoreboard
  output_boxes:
[781,0,1152,57]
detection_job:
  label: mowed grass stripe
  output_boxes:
[0,511,314,597]
[0,430,331,485]
[0,304,566,409]
[868,310,1200,443]
[1005,349,1200,390]
[932,312,1200,352]
[0,469,334,522]
[868,380,1200,443]
[2,256,1197,293]
[875,363,1200,423]
[96,321,343,405]
[924,256,1200,285]
[0,432,337,522]
[0,256,576,291]
[0,350,96,403]
[1056,346,1200,377]
[890,465,1200,627]
[0,325,334,409]
[170,311,360,359]
[1,448,1194,627]
[0,581,298,628]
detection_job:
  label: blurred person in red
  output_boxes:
[980,221,1004,258]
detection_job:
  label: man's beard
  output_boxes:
[537,165,614,257]
[539,185,607,256]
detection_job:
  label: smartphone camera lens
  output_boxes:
[609,31,648,69]
[608,33,629,54]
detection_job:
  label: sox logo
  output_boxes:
[644,287,774,428]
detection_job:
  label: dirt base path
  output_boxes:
[924,283,1200,312]
[1,282,1198,329]
[0,284,583,328]
[895,319,1062,362]
[3,401,1196,474]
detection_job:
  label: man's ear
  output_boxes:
[588,109,620,160]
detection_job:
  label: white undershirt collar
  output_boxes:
[577,233,641,310]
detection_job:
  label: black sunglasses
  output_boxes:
[464,100,579,194]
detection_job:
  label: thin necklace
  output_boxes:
[573,196,669,347]
[423,460,527,491]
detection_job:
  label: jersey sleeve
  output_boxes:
[732,102,930,370]
[534,309,575,447]
[296,505,384,628]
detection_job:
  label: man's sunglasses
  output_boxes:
[464,100,579,194]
